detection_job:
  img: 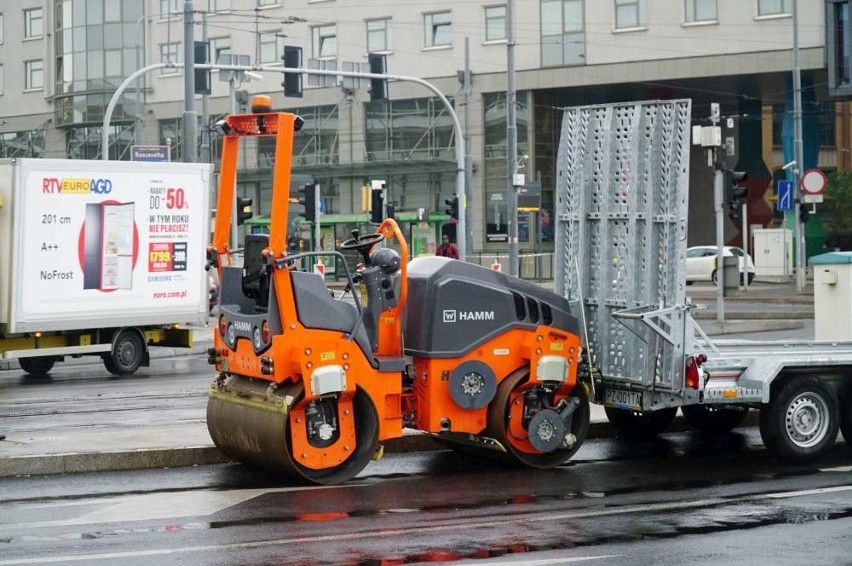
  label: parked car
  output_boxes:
[685,246,755,285]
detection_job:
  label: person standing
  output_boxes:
[436,234,459,259]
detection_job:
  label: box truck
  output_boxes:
[0,158,211,375]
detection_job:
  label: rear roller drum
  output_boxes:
[486,368,590,468]
[207,375,379,484]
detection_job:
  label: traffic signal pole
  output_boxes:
[710,103,725,323]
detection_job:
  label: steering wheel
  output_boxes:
[340,231,385,252]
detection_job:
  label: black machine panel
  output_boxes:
[403,257,579,358]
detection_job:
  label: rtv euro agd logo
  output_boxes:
[42,177,114,195]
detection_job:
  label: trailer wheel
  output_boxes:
[759,376,839,462]
[19,356,56,376]
[604,406,677,439]
[104,330,145,375]
[682,404,749,434]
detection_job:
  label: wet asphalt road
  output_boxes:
[2,424,851,564]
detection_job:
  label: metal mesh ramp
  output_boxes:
[555,100,692,397]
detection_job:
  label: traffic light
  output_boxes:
[444,197,459,221]
[370,185,384,224]
[799,202,810,223]
[297,183,318,222]
[282,46,303,98]
[368,53,387,101]
[237,197,253,225]
[727,171,748,223]
[194,41,211,95]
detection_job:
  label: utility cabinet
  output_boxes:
[752,228,792,278]
[810,252,852,341]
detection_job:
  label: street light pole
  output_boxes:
[792,0,806,292]
[182,1,198,163]
[506,0,519,276]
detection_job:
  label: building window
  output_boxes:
[828,0,851,96]
[160,0,181,18]
[160,42,181,73]
[312,25,337,58]
[24,7,43,39]
[615,0,644,29]
[758,0,790,15]
[25,60,44,90]
[0,13,4,44]
[259,0,278,5]
[541,0,585,66]
[282,104,339,167]
[424,11,452,47]
[1,130,45,158]
[485,5,507,41]
[367,19,391,53]
[259,33,283,63]
[365,97,455,162]
[210,0,231,12]
[0,64,4,94]
[685,0,716,22]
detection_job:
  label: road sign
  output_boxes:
[776,180,793,212]
[130,145,170,162]
[517,181,541,212]
[801,168,826,204]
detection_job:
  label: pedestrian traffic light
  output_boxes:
[444,197,459,221]
[297,183,317,222]
[237,197,253,225]
[368,53,387,101]
[281,46,303,98]
[370,185,384,224]
[727,171,748,223]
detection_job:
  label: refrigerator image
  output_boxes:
[82,202,135,291]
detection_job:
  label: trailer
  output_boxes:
[554,99,852,462]
[0,158,211,375]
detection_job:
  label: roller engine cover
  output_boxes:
[404,257,579,358]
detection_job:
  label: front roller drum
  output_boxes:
[207,375,379,484]
[486,368,590,468]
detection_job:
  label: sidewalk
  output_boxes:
[0,280,797,478]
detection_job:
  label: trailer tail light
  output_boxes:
[684,354,706,390]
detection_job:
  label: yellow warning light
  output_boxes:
[251,95,272,114]
[723,389,738,398]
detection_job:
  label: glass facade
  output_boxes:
[53,0,143,128]
[365,97,454,162]
[483,92,530,243]
[0,130,45,158]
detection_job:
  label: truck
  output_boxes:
[554,99,852,463]
[0,158,212,375]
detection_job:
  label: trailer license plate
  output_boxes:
[604,389,642,409]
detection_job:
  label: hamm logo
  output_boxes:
[443,309,495,323]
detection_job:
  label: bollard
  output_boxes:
[313,261,325,279]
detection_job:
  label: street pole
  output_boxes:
[711,102,725,322]
[200,7,210,164]
[229,79,238,251]
[506,0,519,276]
[463,38,474,264]
[792,0,806,292]
[742,202,749,291]
[182,1,198,163]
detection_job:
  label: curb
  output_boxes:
[2,412,760,478]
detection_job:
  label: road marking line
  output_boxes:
[1,484,364,530]
[764,484,852,499]
[820,466,852,473]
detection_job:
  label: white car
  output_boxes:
[685,246,755,285]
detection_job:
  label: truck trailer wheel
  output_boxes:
[19,356,56,376]
[604,406,677,440]
[103,330,145,375]
[682,404,749,435]
[759,376,839,462]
